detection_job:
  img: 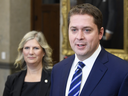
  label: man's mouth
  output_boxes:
[77,44,85,46]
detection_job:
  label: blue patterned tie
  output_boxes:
[68,62,85,96]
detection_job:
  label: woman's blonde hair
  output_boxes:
[14,31,53,69]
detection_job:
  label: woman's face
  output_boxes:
[23,39,45,65]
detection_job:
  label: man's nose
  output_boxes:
[76,31,85,40]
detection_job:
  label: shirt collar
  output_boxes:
[74,45,101,69]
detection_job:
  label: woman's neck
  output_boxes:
[25,64,43,82]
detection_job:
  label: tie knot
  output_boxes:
[78,62,85,69]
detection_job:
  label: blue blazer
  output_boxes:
[50,47,128,96]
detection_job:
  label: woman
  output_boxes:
[3,31,53,96]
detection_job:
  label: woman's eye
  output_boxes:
[34,47,39,49]
[24,47,29,49]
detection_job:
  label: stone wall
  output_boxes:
[0,0,30,95]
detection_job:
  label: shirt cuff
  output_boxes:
[106,29,113,34]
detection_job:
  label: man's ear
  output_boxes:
[99,27,104,40]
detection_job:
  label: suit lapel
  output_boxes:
[80,48,108,96]
[38,69,51,96]
[60,55,75,96]
[13,70,26,96]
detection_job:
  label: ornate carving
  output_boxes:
[61,0,68,55]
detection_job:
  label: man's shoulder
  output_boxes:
[53,54,75,69]
[107,51,128,63]
[99,47,128,66]
[103,49,128,72]
[56,55,75,64]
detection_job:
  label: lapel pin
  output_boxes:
[44,79,48,83]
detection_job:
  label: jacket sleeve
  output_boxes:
[3,75,15,96]
[118,73,128,96]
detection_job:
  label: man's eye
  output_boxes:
[84,29,91,32]
[71,29,77,32]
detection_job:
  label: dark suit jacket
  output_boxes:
[85,0,116,33]
[3,69,51,96]
[50,47,128,96]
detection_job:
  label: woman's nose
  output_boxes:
[29,48,34,54]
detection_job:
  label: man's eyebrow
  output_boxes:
[83,26,92,28]
[69,26,92,29]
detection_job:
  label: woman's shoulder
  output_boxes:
[5,70,26,88]
[43,68,52,75]
[42,68,52,80]
[7,70,26,81]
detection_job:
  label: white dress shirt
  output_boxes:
[65,45,101,96]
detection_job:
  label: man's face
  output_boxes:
[69,14,103,61]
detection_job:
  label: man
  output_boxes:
[50,3,128,96]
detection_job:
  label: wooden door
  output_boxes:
[31,0,60,65]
